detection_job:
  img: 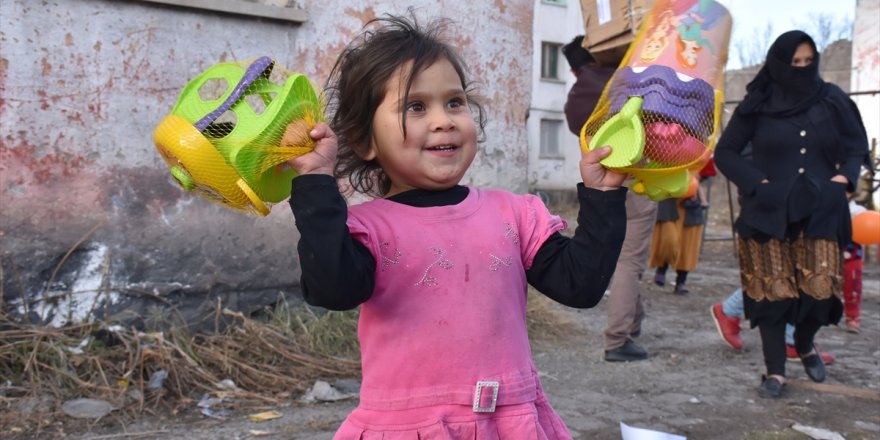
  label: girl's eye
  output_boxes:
[406,102,425,112]
[448,97,465,109]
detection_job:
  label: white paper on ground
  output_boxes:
[791,423,845,440]
[620,422,687,440]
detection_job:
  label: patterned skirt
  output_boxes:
[736,235,843,326]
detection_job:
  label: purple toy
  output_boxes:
[608,65,714,142]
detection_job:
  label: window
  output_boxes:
[541,42,562,80]
[541,0,567,5]
[539,119,563,159]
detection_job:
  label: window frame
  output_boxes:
[539,119,564,160]
[540,42,562,81]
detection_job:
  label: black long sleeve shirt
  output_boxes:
[290,174,626,311]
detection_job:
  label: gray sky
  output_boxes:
[718,0,857,68]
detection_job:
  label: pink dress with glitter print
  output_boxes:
[333,187,573,439]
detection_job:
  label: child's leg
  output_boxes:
[843,251,863,323]
[721,288,744,317]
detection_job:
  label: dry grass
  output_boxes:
[0,289,575,435]
[0,302,360,434]
[527,288,584,349]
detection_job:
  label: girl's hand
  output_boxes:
[285,122,338,176]
[580,146,627,190]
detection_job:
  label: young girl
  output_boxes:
[286,14,627,438]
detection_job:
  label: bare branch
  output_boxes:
[791,13,854,52]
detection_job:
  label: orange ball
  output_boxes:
[682,175,699,199]
[852,210,880,245]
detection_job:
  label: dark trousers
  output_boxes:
[758,317,822,376]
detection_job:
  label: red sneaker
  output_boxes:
[845,318,861,334]
[710,304,743,350]
[786,344,835,365]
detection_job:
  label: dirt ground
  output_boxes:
[48,178,880,439]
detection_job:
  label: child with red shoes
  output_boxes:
[711,290,836,364]
[843,199,867,333]
[843,243,863,333]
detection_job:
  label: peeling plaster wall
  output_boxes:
[0,0,534,328]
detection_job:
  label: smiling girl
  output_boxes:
[285,13,628,438]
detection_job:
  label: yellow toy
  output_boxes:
[581,0,732,200]
[153,56,323,216]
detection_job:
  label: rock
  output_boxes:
[300,380,356,403]
[61,398,115,419]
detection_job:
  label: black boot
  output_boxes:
[653,266,667,287]
[674,270,689,295]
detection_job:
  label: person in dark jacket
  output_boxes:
[562,36,616,136]
[714,30,868,399]
[563,36,658,362]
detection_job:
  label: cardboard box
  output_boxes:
[580,0,654,65]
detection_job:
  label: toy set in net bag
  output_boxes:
[153,56,323,216]
[581,0,732,200]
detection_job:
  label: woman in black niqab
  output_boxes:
[738,30,828,117]
[713,30,869,400]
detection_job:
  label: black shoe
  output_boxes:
[604,340,648,362]
[673,283,689,295]
[758,375,785,399]
[653,271,666,287]
[801,348,827,383]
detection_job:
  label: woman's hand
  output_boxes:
[580,146,627,190]
[284,123,338,176]
[830,174,849,185]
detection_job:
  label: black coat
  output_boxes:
[714,84,867,244]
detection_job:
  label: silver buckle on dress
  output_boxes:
[472,380,500,412]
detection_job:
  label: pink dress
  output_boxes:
[334,187,573,439]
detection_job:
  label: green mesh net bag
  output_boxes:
[153,56,323,216]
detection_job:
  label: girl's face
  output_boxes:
[366,58,477,197]
[791,42,815,67]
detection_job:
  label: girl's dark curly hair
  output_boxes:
[324,11,487,197]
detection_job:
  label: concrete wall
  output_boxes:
[0,0,534,328]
